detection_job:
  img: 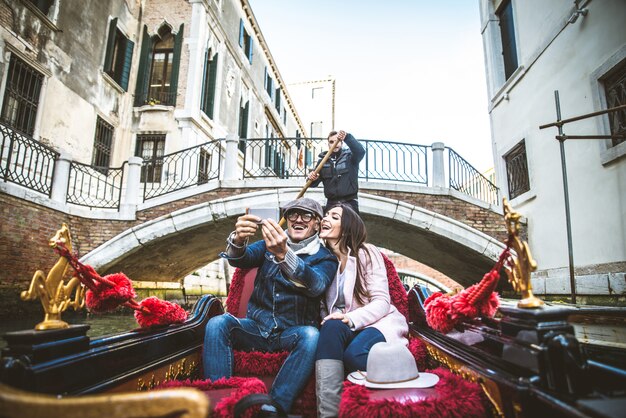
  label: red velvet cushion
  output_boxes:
[338,367,487,418]
[157,376,267,418]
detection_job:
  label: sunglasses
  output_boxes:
[286,210,315,222]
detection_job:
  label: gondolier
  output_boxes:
[307,130,366,214]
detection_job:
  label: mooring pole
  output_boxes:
[553,90,577,304]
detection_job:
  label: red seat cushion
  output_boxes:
[338,367,487,418]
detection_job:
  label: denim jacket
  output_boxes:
[221,240,337,336]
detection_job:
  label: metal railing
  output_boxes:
[242,137,429,185]
[67,161,125,209]
[0,122,58,196]
[448,148,499,205]
[0,124,499,209]
[142,139,222,200]
[360,140,428,184]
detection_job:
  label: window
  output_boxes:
[310,121,323,138]
[264,68,273,99]
[198,148,211,185]
[134,24,184,106]
[92,117,114,172]
[602,59,626,147]
[504,141,530,199]
[104,18,134,91]
[0,54,44,136]
[201,48,219,118]
[497,0,518,80]
[135,134,165,183]
[238,98,249,152]
[275,87,281,112]
[239,19,253,63]
[27,0,53,15]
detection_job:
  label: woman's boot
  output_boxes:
[315,359,344,418]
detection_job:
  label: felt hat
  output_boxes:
[347,342,439,389]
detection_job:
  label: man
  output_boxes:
[203,197,338,416]
[307,130,366,213]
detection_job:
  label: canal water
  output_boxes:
[0,313,139,350]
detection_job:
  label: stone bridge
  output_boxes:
[73,180,508,289]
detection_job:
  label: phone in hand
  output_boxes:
[247,207,280,224]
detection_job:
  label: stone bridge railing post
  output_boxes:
[432,142,446,188]
[120,156,143,217]
[223,133,241,181]
[50,152,71,204]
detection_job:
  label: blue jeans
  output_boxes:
[315,319,386,373]
[203,313,319,413]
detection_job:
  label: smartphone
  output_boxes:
[247,207,280,224]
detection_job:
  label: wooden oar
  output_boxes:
[278,145,336,227]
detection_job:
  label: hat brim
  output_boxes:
[347,371,440,389]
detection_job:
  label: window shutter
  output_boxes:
[120,38,134,91]
[201,48,209,113]
[169,23,185,106]
[134,25,152,106]
[104,18,118,73]
[207,52,218,119]
[239,19,244,47]
[248,38,253,63]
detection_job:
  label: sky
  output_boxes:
[248,0,494,172]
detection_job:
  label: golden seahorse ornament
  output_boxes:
[20,223,86,330]
[502,199,544,309]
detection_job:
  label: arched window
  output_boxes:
[134,23,184,107]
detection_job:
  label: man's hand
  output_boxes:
[261,219,288,260]
[337,130,347,141]
[307,171,320,181]
[233,214,261,245]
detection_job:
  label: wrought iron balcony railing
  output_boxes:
[0,124,499,210]
[0,122,58,196]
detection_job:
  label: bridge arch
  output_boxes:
[82,190,506,288]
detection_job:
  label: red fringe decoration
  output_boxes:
[85,272,136,313]
[234,350,289,376]
[424,245,512,333]
[338,367,487,418]
[225,267,250,316]
[408,338,428,371]
[381,253,409,321]
[134,296,188,328]
[157,376,267,418]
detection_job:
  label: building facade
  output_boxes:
[0,0,305,183]
[479,0,625,303]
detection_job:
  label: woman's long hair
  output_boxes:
[332,203,371,304]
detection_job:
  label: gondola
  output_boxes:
[1,202,625,418]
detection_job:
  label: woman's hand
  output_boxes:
[322,312,353,327]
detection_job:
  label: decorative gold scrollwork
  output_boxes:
[136,358,199,391]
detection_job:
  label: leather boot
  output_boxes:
[315,359,344,418]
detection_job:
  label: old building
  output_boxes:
[0,0,305,180]
[479,0,625,303]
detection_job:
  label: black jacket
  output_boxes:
[311,133,366,201]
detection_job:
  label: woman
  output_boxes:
[315,203,408,418]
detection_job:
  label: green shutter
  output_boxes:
[134,25,151,106]
[120,38,134,91]
[104,18,118,73]
[248,38,253,63]
[207,52,218,119]
[201,48,209,114]
[170,23,184,106]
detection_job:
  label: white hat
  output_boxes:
[347,342,439,389]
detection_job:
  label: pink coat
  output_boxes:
[322,244,408,346]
